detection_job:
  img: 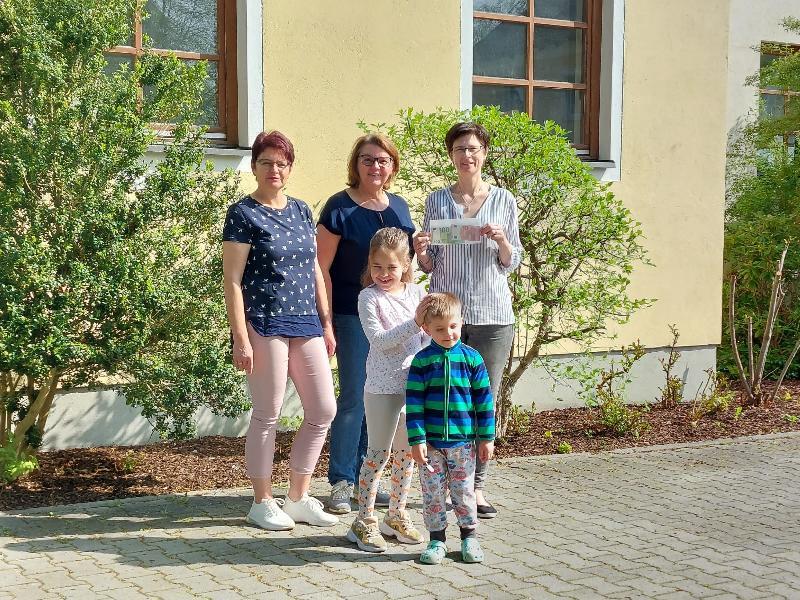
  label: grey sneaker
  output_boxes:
[353,478,391,507]
[328,480,354,514]
[374,479,391,507]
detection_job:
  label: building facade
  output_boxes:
[46,0,733,448]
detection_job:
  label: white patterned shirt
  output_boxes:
[421,186,522,325]
[358,283,429,394]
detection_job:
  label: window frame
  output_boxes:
[472,0,602,158]
[759,41,800,148]
[107,0,238,146]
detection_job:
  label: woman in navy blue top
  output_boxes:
[317,133,415,513]
[223,131,338,531]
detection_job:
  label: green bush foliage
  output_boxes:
[564,341,650,438]
[722,17,800,379]
[0,0,248,468]
[0,435,38,483]
[689,370,735,423]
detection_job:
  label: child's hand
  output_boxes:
[411,443,428,467]
[478,440,494,462]
[415,295,433,327]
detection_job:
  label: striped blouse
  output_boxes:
[421,186,523,325]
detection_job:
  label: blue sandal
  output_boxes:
[461,537,484,563]
[420,540,448,564]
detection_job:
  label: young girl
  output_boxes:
[346,227,430,552]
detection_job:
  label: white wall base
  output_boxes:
[42,345,716,450]
[42,381,301,451]
[513,345,717,412]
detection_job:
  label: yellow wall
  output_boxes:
[257,0,728,351]
[261,0,462,212]
[606,0,729,349]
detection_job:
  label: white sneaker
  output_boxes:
[246,498,295,531]
[283,494,339,526]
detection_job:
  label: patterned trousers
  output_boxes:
[419,442,478,532]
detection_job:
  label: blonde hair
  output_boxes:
[346,133,400,189]
[361,227,413,288]
[423,292,462,324]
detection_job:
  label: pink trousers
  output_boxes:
[245,325,336,480]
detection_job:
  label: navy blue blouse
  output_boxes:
[223,195,322,338]
[318,190,415,316]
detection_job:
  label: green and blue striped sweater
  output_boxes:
[405,339,495,447]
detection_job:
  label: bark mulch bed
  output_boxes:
[3,382,800,511]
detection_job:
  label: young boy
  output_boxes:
[405,292,495,564]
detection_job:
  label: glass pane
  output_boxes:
[143,0,217,54]
[143,60,219,127]
[534,88,584,143]
[473,84,527,113]
[534,26,583,82]
[474,0,528,16]
[104,53,134,76]
[534,0,585,21]
[760,53,779,69]
[189,60,219,127]
[760,53,782,91]
[474,19,527,79]
[761,93,784,118]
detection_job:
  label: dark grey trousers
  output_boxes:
[461,323,515,490]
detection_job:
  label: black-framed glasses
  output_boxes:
[359,154,394,167]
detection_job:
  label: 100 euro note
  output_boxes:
[428,218,482,245]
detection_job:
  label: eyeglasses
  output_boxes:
[359,154,394,168]
[452,145,485,156]
[256,159,290,170]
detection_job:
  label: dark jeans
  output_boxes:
[327,313,369,485]
[462,323,515,490]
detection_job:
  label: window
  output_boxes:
[472,0,602,157]
[759,42,799,150]
[107,0,238,146]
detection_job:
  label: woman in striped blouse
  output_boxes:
[412,121,523,519]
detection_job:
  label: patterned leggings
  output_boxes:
[357,392,415,519]
[419,443,478,532]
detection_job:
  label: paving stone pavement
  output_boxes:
[3,433,800,599]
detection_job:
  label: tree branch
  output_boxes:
[729,274,754,399]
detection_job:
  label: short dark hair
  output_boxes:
[251,130,295,166]
[444,122,490,154]
[346,133,400,189]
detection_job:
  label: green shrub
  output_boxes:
[0,436,38,483]
[0,0,248,460]
[723,17,800,379]
[689,370,736,423]
[502,404,534,438]
[365,106,650,436]
[566,341,650,437]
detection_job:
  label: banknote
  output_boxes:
[428,218,482,245]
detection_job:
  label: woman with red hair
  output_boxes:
[223,130,338,531]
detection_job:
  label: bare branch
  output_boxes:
[729,274,754,400]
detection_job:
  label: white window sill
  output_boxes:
[583,159,616,169]
[147,144,250,157]
[145,144,252,171]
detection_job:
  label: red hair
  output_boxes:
[251,130,295,165]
